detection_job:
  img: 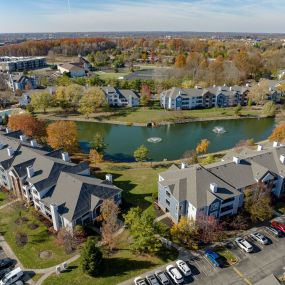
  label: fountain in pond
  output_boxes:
[213,126,226,134]
[147,137,162,143]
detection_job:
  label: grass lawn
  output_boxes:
[96,163,167,216]
[0,191,9,206]
[94,71,130,80]
[275,202,285,215]
[43,231,178,285]
[104,107,263,124]
[37,106,264,125]
[0,203,75,268]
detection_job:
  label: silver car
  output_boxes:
[146,274,159,285]
[250,232,268,245]
[134,277,147,285]
[155,270,170,285]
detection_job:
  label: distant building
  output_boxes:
[102,87,140,107]
[0,56,46,72]
[58,63,86,78]
[6,73,38,92]
[19,93,31,107]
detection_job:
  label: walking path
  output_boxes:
[0,198,20,210]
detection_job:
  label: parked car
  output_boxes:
[265,226,282,237]
[176,260,191,276]
[0,260,13,270]
[0,269,10,280]
[134,277,147,285]
[235,237,253,253]
[271,220,285,233]
[166,265,184,284]
[146,274,159,285]
[14,281,23,285]
[250,232,269,245]
[154,270,170,285]
[0,267,23,285]
[205,249,223,267]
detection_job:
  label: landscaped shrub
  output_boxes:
[28,223,39,230]
[15,231,28,247]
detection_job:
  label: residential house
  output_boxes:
[6,73,38,92]
[102,87,140,107]
[0,129,122,232]
[158,144,285,223]
[58,63,86,78]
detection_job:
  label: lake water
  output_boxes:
[77,118,276,161]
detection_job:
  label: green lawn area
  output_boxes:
[96,164,167,216]
[107,107,263,124]
[43,231,178,285]
[0,191,9,206]
[94,71,130,80]
[0,203,75,268]
[275,202,285,215]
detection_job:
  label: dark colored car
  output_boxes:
[205,249,224,267]
[0,259,14,270]
[0,268,11,280]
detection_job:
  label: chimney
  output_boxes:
[210,183,218,193]
[30,139,37,147]
[280,155,285,164]
[213,84,216,88]
[7,147,14,157]
[26,165,34,178]
[230,86,233,91]
[5,128,10,134]
[105,174,113,184]
[273,141,279,148]
[257,145,263,151]
[61,152,70,162]
[20,135,26,142]
[181,162,188,169]
[233,156,240,164]
[246,83,250,87]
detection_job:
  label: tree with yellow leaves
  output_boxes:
[269,123,285,142]
[47,121,78,153]
[196,139,210,154]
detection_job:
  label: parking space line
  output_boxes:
[193,258,209,276]
[202,255,219,272]
[233,267,253,285]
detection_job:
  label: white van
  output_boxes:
[0,267,23,285]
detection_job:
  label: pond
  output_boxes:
[77,118,276,162]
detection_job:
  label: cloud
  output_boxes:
[0,0,284,33]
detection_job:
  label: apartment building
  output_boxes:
[102,87,140,107]
[0,56,46,72]
[160,81,283,110]
[158,144,285,223]
[0,129,122,232]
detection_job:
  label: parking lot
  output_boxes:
[126,226,285,285]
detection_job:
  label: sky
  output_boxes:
[0,0,284,33]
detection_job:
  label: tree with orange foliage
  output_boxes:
[269,123,285,142]
[46,121,78,153]
[175,54,186,68]
[8,114,46,142]
[196,139,210,154]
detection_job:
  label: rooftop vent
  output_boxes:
[210,183,218,193]
[30,139,37,147]
[61,152,70,162]
[181,162,187,169]
[233,156,240,164]
[20,135,26,142]
[105,174,113,184]
[257,145,263,151]
[26,165,34,178]
[7,147,14,157]
[273,141,279,148]
[280,155,285,164]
